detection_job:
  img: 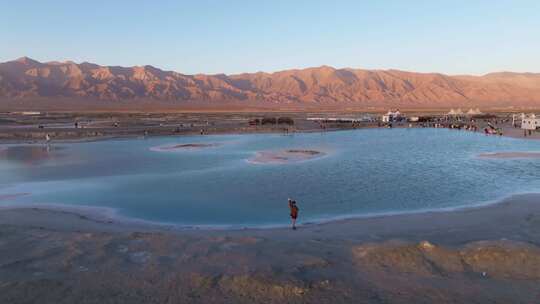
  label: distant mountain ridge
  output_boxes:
[1,57,540,108]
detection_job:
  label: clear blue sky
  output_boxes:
[1,0,539,75]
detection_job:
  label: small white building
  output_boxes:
[382,110,403,122]
[513,113,525,126]
[16,111,41,115]
[522,114,540,130]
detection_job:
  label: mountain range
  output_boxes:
[1,57,540,109]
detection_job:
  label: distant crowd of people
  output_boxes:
[401,117,510,137]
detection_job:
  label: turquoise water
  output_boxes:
[1,128,540,227]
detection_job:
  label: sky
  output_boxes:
[1,0,539,75]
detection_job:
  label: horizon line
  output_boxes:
[5,56,540,78]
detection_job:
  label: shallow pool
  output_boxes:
[1,128,540,227]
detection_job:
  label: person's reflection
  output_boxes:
[0,145,62,166]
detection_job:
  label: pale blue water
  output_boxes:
[1,128,540,227]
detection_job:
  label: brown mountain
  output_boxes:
[1,57,540,109]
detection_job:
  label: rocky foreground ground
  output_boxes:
[1,227,539,304]
[1,194,539,303]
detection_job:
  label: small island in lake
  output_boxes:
[150,143,219,152]
[249,149,325,164]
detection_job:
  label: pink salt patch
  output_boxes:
[0,193,31,201]
[249,149,324,164]
[478,152,540,159]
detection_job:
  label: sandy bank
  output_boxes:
[1,193,539,243]
[1,120,540,302]
[0,194,539,303]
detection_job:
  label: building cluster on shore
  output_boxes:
[305,109,539,138]
[515,113,539,129]
[514,113,540,136]
[373,108,540,137]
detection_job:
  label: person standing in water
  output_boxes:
[288,198,299,230]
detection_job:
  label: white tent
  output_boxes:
[448,108,464,116]
[466,108,482,115]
